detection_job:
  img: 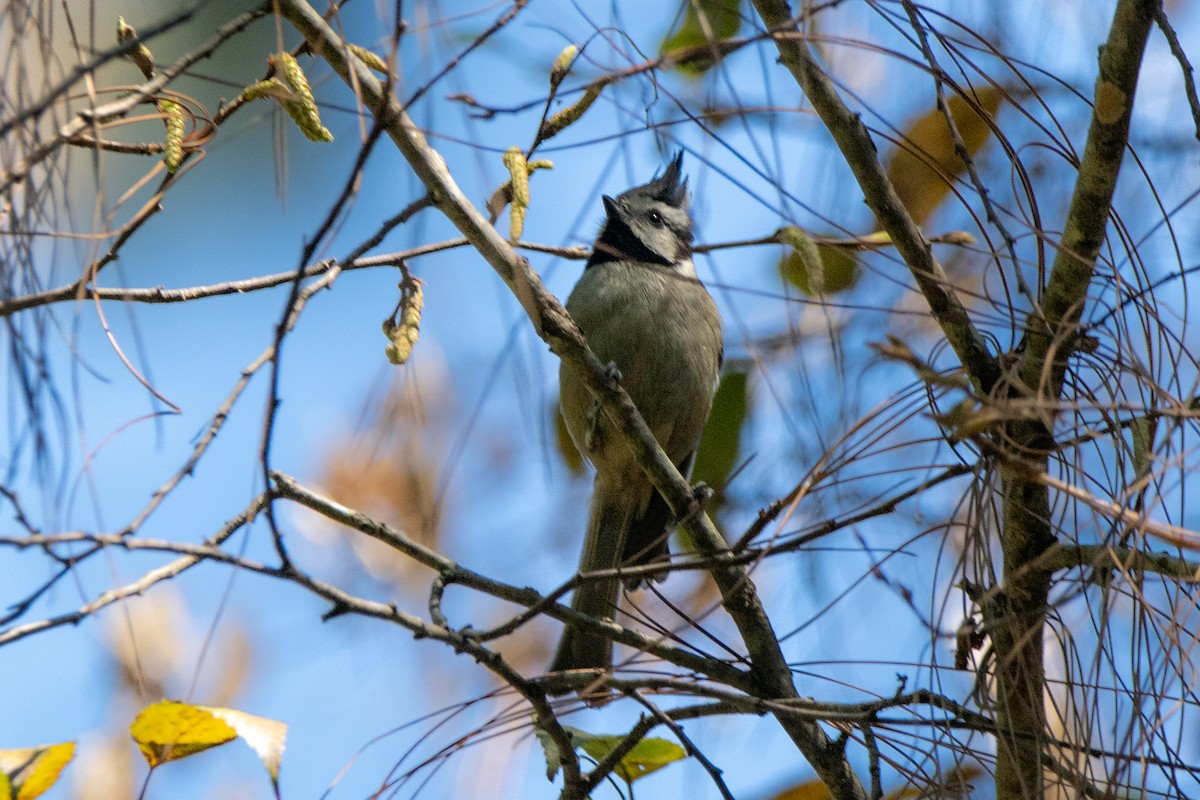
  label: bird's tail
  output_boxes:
[549,476,641,677]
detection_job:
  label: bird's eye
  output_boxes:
[648,210,664,227]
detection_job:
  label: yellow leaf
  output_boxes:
[129,700,237,767]
[859,230,893,246]
[202,706,288,789]
[0,742,76,800]
[887,87,1003,224]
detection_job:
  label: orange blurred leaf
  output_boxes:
[887,88,1003,224]
[882,763,984,799]
[767,777,833,800]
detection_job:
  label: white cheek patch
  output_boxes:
[674,258,698,279]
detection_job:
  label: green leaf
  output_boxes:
[533,728,564,781]
[536,726,686,784]
[692,371,749,504]
[780,243,859,295]
[660,0,743,75]
[778,226,824,293]
[554,403,585,474]
[577,732,686,783]
[1130,415,1152,479]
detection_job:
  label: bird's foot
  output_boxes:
[603,361,623,387]
[678,482,714,525]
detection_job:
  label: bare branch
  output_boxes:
[1,6,267,196]
[275,4,872,796]
[270,471,753,690]
[1154,5,1200,144]
[1015,0,1157,403]
[0,494,268,647]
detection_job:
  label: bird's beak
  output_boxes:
[602,195,619,216]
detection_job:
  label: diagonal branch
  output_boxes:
[276,2,866,797]
[749,0,1000,395]
[270,472,752,690]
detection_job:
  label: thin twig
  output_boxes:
[629,690,735,800]
[1153,5,1200,144]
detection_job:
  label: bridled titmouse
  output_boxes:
[550,152,723,677]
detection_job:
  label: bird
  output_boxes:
[550,152,723,680]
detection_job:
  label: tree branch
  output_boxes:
[275,2,866,797]
[0,494,268,647]
[995,3,1157,798]
[1037,543,1200,582]
[748,0,1000,396]
[1015,0,1156,402]
[270,472,752,690]
[0,5,268,196]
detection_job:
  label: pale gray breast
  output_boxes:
[561,260,721,467]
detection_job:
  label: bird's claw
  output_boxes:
[603,361,622,387]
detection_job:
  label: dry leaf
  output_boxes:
[887,88,1003,224]
[204,707,287,789]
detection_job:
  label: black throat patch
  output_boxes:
[586,216,673,269]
